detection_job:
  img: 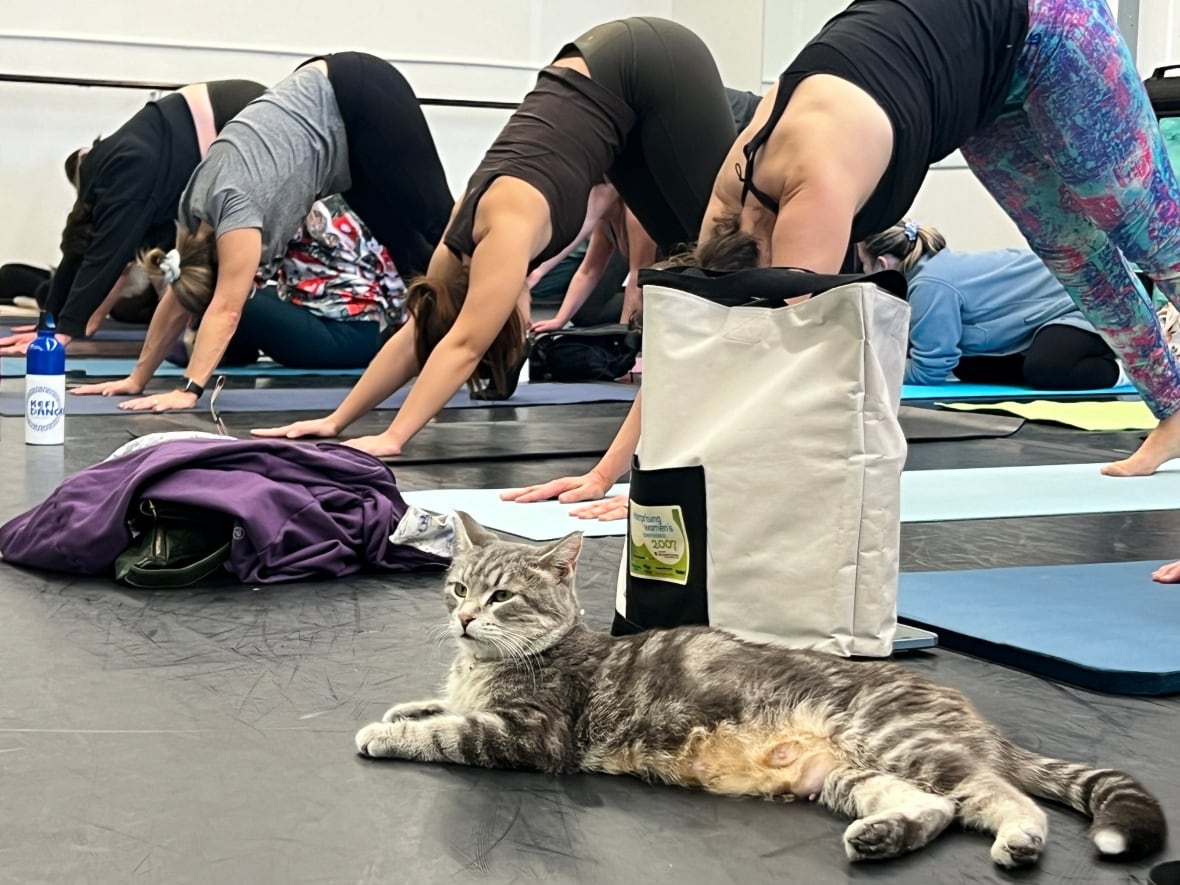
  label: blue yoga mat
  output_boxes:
[1,357,363,378]
[900,380,1137,401]
[0,325,147,342]
[0,381,639,417]
[899,561,1180,695]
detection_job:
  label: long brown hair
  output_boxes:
[659,211,762,272]
[407,265,525,396]
[138,226,217,315]
[860,219,947,273]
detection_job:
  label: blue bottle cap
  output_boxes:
[27,312,66,376]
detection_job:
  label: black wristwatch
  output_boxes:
[179,377,205,399]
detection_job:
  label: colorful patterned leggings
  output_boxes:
[961,0,1180,417]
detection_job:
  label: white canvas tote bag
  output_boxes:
[612,267,910,657]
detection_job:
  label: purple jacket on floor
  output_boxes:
[0,438,447,583]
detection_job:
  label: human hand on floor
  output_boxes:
[118,389,199,413]
[250,416,341,440]
[1152,560,1180,583]
[0,330,70,355]
[71,376,144,397]
[342,433,403,459]
[501,469,627,520]
[568,494,628,522]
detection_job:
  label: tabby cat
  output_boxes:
[355,512,1166,867]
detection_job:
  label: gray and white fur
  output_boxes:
[356,513,1167,868]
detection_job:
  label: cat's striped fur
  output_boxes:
[356,513,1166,867]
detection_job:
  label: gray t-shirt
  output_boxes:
[179,66,351,270]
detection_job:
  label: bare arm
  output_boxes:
[345,222,534,456]
[501,390,641,520]
[531,221,617,332]
[769,174,858,274]
[620,209,657,324]
[70,281,190,396]
[181,229,262,387]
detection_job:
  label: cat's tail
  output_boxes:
[1004,743,1166,858]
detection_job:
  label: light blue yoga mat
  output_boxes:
[1,357,363,378]
[900,380,1137,401]
[899,561,1180,695]
[0,381,639,417]
[400,460,1180,541]
[0,325,146,342]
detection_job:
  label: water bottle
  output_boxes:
[25,314,66,446]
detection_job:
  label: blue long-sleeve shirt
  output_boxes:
[903,248,1096,385]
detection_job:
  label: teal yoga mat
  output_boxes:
[899,561,1180,695]
[1,357,363,378]
[900,380,1137,401]
[0,381,639,417]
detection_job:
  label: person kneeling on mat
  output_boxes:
[70,52,452,412]
[859,219,1124,390]
[253,17,739,457]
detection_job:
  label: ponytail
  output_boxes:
[860,219,947,273]
[139,225,216,315]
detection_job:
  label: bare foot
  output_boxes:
[1101,411,1180,476]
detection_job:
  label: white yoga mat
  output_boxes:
[403,461,1180,541]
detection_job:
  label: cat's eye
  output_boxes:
[489,589,514,603]
[451,583,468,598]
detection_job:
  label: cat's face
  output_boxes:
[444,512,583,660]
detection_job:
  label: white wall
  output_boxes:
[0,0,685,267]
[2,0,1177,269]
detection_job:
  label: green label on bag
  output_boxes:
[628,503,690,585]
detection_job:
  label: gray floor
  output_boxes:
[1,387,1178,885]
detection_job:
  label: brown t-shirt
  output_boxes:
[443,66,635,271]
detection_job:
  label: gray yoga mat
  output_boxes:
[0,381,640,417]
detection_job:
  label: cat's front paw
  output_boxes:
[382,700,446,723]
[356,722,404,758]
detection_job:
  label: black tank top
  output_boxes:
[740,0,1028,241]
[443,67,634,271]
[206,79,268,131]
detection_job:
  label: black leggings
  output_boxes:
[953,324,1121,389]
[321,52,454,279]
[567,18,735,251]
[0,263,50,305]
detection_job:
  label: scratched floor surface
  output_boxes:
[0,394,1177,885]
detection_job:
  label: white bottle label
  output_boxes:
[26,375,66,445]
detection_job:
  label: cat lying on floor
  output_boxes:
[355,512,1166,867]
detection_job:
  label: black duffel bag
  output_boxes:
[1145,65,1180,118]
[528,324,641,383]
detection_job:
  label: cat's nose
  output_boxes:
[459,614,475,631]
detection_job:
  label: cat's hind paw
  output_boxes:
[990,820,1046,868]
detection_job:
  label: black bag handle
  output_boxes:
[1151,65,1180,79]
[637,266,907,307]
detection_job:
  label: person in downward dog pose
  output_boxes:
[355,513,1166,869]
[252,17,737,456]
[506,0,1180,519]
[71,51,452,411]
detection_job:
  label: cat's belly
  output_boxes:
[589,720,841,801]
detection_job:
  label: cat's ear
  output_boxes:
[538,531,583,581]
[452,511,498,551]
